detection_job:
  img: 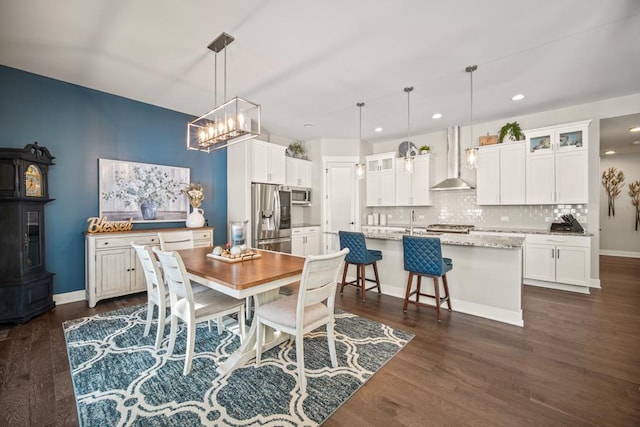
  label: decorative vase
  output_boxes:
[186,207,205,228]
[140,202,157,220]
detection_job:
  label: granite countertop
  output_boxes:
[291,223,321,228]
[472,226,592,237]
[363,229,525,249]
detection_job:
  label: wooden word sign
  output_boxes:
[87,216,134,233]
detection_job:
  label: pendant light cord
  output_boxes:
[466,65,478,147]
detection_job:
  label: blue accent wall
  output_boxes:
[0,65,228,295]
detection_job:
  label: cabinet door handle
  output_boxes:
[551,248,555,258]
[556,249,560,259]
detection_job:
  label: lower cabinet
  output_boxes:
[291,226,320,256]
[85,227,213,307]
[524,234,591,291]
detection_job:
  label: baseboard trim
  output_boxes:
[599,250,640,258]
[523,279,590,294]
[53,290,86,305]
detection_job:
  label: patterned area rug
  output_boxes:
[63,305,413,426]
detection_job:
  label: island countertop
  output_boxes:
[362,229,525,249]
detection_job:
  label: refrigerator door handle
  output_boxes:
[257,238,291,245]
[274,190,281,233]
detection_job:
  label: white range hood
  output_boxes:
[431,126,474,191]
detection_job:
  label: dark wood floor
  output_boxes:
[1,256,639,426]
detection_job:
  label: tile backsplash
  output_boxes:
[366,190,589,231]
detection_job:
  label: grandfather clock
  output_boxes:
[0,142,55,323]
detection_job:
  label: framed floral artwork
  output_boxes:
[99,159,190,223]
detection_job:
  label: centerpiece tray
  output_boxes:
[206,252,262,263]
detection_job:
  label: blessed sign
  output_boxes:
[87,216,134,233]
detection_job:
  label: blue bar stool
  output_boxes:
[402,235,452,321]
[338,231,382,302]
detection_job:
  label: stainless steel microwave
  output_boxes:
[291,188,311,205]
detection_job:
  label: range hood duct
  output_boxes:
[431,126,474,191]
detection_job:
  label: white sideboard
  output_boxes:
[84,227,213,307]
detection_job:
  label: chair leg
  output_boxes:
[238,306,246,343]
[433,277,442,322]
[255,319,264,366]
[360,264,366,302]
[340,263,349,294]
[144,301,154,337]
[372,262,382,294]
[403,272,413,312]
[327,319,338,368]
[416,276,422,304]
[296,330,307,394]
[184,321,196,375]
[442,273,452,311]
[167,315,178,356]
[216,317,223,335]
[154,304,165,350]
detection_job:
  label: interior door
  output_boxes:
[324,161,358,253]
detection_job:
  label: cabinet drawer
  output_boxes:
[96,235,159,249]
[192,230,212,242]
[526,234,590,247]
[292,228,304,235]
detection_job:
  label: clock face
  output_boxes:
[25,164,43,197]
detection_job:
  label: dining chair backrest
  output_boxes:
[131,243,165,300]
[158,231,194,251]
[152,247,195,307]
[402,235,445,277]
[296,248,350,316]
[338,231,372,264]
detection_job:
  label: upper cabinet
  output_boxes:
[366,152,396,206]
[526,120,590,204]
[285,157,312,188]
[476,142,526,205]
[250,140,286,185]
[395,155,432,206]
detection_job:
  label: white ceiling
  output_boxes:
[1,0,640,147]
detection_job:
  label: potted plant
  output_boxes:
[419,145,430,154]
[287,140,306,159]
[498,122,525,143]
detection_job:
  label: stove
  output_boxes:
[425,224,475,234]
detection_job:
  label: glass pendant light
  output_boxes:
[403,87,414,174]
[355,102,365,179]
[465,65,478,169]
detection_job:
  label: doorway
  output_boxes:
[322,157,360,253]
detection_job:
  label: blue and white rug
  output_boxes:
[63,305,413,426]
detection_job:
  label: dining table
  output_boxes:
[178,246,305,374]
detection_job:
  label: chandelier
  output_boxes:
[187,33,261,152]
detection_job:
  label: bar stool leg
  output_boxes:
[433,277,442,322]
[340,262,349,294]
[360,264,366,302]
[372,262,382,294]
[416,276,422,304]
[403,272,413,312]
[442,274,452,311]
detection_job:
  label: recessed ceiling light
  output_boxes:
[630,126,640,132]
[633,140,640,145]
[512,94,525,101]
[432,113,442,119]
[604,150,616,155]
[303,123,313,128]
[374,127,383,132]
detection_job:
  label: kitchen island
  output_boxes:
[360,228,525,327]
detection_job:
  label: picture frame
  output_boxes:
[99,159,190,223]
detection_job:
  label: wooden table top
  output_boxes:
[178,247,305,291]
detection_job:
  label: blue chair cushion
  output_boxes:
[402,235,452,277]
[339,231,382,264]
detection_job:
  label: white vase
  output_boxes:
[186,208,205,228]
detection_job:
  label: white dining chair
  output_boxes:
[153,247,246,375]
[254,247,349,394]
[131,243,169,350]
[158,230,194,251]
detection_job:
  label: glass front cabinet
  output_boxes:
[0,143,55,323]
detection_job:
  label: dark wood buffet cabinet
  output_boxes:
[0,143,55,323]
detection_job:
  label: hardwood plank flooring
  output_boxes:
[0,255,638,426]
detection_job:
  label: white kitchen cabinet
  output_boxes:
[291,226,320,256]
[395,155,432,206]
[476,142,525,205]
[523,234,591,292]
[285,157,312,188]
[366,152,396,207]
[525,120,590,204]
[85,227,213,307]
[250,140,286,184]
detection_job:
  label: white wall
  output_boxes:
[600,152,640,257]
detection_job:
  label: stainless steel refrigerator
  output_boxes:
[251,183,292,253]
